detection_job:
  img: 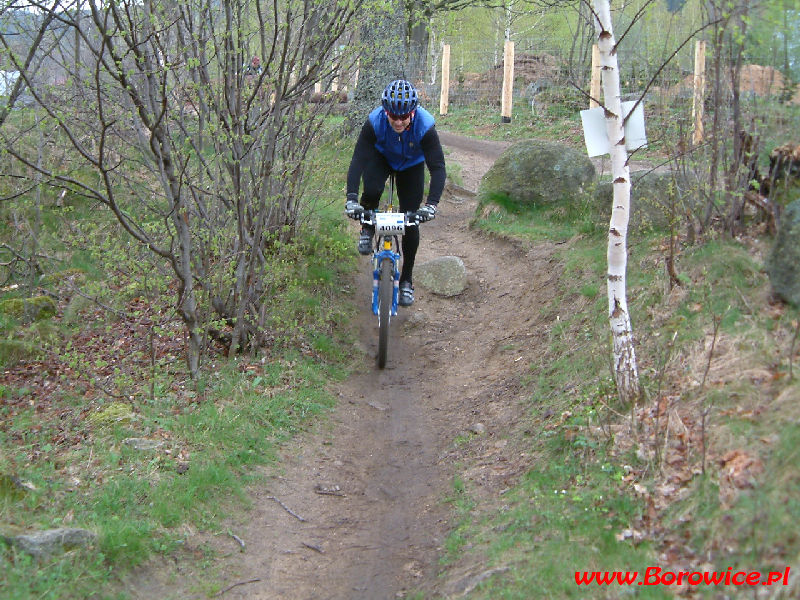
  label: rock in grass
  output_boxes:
[62,293,91,324]
[0,473,36,500]
[122,437,164,451]
[3,528,97,560]
[478,139,595,212]
[0,339,39,367]
[0,296,57,324]
[88,402,135,428]
[766,198,800,306]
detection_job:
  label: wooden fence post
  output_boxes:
[439,44,450,116]
[692,39,706,146]
[501,39,514,123]
[590,44,601,108]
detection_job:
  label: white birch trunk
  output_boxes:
[592,0,641,402]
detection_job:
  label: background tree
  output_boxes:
[346,2,406,129]
[1,2,68,293]
[400,0,521,86]
[0,2,60,127]
[1,0,365,377]
[701,0,752,234]
[745,0,799,90]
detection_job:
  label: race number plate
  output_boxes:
[374,212,405,236]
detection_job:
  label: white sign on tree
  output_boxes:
[580,101,647,157]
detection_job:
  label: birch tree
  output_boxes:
[591,0,641,403]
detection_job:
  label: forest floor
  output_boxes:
[126,131,616,599]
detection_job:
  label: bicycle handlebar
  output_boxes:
[358,209,431,227]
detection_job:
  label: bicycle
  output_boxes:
[346,179,434,369]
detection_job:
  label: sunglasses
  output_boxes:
[386,111,412,121]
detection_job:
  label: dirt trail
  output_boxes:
[130,132,563,599]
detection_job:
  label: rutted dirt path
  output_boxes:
[130,132,564,599]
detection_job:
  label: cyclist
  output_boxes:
[244,56,261,76]
[345,79,446,307]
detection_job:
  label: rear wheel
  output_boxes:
[377,257,393,368]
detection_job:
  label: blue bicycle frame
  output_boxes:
[371,246,400,317]
[347,174,432,369]
[364,210,411,317]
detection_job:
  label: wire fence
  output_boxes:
[414,42,798,114]
[401,40,800,167]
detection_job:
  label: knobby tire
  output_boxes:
[377,257,393,369]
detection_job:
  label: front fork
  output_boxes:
[372,237,400,316]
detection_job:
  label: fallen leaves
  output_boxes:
[717,449,765,507]
[0,289,194,499]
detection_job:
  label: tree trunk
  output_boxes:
[592,0,641,404]
[724,4,748,235]
[174,210,202,379]
[347,3,405,131]
[569,2,593,85]
[74,2,83,96]
[407,2,431,83]
[703,0,722,230]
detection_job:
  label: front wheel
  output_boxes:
[377,257,393,368]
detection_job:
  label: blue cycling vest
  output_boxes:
[368,105,436,172]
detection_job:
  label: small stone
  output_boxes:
[469,423,487,435]
[404,311,428,327]
[122,438,163,451]
[6,528,97,559]
[416,256,467,297]
[0,474,36,499]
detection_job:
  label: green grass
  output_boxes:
[473,191,602,244]
[452,110,799,598]
[432,226,787,597]
[444,154,465,186]
[661,385,800,582]
[0,550,124,600]
[0,352,345,597]
[441,473,477,565]
[0,118,359,599]
[437,102,585,145]
[440,409,671,599]
[3,84,799,600]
